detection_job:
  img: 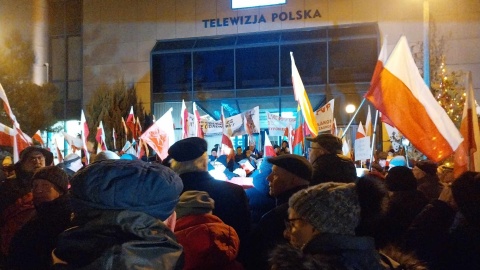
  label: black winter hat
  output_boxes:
[168,137,208,162]
[19,146,54,166]
[306,134,342,154]
[385,166,417,192]
[267,154,312,182]
[32,166,69,194]
[415,160,438,176]
[452,171,480,226]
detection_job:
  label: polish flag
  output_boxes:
[54,138,63,163]
[331,118,337,136]
[264,134,276,157]
[181,100,188,139]
[364,36,462,162]
[454,71,480,177]
[121,117,128,141]
[81,110,90,164]
[96,121,107,153]
[32,130,44,146]
[356,121,366,139]
[193,102,203,138]
[140,108,175,160]
[220,106,234,155]
[291,52,318,136]
[126,106,136,138]
[112,128,117,150]
[135,116,142,139]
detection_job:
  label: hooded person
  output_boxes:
[246,154,312,270]
[168,137,251,264]
[8,166,71,270]
[52,159,185,269]
[270,182,384,270]
[306,134,357,185]
[174,191,243,270]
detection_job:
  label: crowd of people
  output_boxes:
[0,133,478,269]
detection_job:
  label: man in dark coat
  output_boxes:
[169,137,251,263]
[8,166,71,270]
[246,154,312,270]
[306,134,357,185]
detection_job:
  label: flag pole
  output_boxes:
[368,109,380,170]
[341,98,367,139]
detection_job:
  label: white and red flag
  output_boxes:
[220,106,234,155]
[80,110,90,164]
[140,108,175,160]
[54,138,63,163]
[126,106,136,138]
[181,100,188,139]
[32,130,44,146]
[454,71,480,177]
[364,36,462,162]
[96,121,107,153]
[193,102,203,138]
[112,128,117,150]
[264,134,276,157]
[365,106,372,137]
[356,121,366,139]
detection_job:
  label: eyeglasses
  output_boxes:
[284,218,304,231]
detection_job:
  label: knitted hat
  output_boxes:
[415,160,438,176]
[19,146,54,166]
[32,166,69,194]
[267,154,312,182]
[70,159,183,220]
[289,182,361,235]
[168,137,208,162]
[388,156,407,168]
[176,190,215,219]
[306,134,342,154]
[2,156,13,166]
[385,166,417,191]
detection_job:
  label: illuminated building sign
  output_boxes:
[232,0,287,9]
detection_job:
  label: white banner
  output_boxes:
[201,106,260,137]
[354,136,371,161]
[315,99,335,133]
[266,112,296,136]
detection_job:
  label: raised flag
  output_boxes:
[356,121,366,139]
[365,106,372,137]
[62,131,83,151]
[112,128,117,150]
[264,134,276,157]
[364,36,463,162]
[181,99,188,139]
[32,130,44,146]
[96,121,107,153]
[80,110,90,164]
[140,108,175,160]
[121,117,128,141]
[126,106,136,137]
[290,52,318,136]
[135,116,142,139]
[54,138,63,163]
[193,102,203,138]
[292,106,304,155]
[331,118,337,136]
[454,72,480,177]
[220,106,234,155]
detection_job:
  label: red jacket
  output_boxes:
[175,214,244,270]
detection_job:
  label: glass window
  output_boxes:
[66,0,82,34]
[193,49,234,91]
[49,1,65,36]
[68,81,82,100]
[152,53,192,93]
[280,42,327,86]
[236,46,279,89]
[329,38,378,83]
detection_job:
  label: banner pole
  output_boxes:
[341,98,367,139]
[369,109,380,170]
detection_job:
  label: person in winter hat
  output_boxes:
[270,182,384,270]
[413,160,444,201]
[8,166,71,270]
[174,190,243,270]
[52,159,185,269]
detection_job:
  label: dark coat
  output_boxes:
[179,171,251,257]
[404,200,480,270]
[52,209,184,269]
[310,154,357,186]
[270,234,385,270]
[245,160,275,226]
[246,185,308,270]
[8,195,72,270]
[416,174,443,201]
